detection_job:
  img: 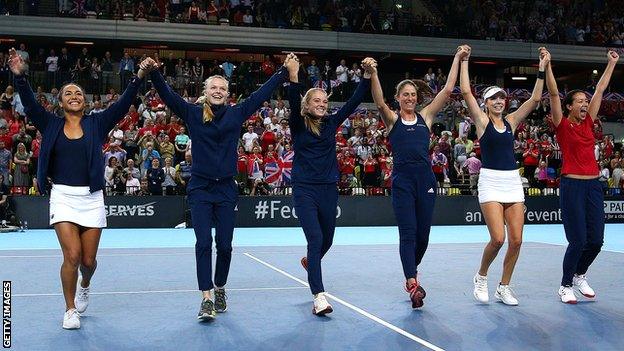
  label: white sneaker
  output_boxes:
[558,286,578,304]
[573,274,595,298]
[62,308,81,329]
[495,284,519,306]
[313,292,333,316]
[473,274,489,303]
[75,277,90,313]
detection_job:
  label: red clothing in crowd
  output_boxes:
[363,158,377,173]
[523,147,540,166]
[339,155,356,175]
[260,130,276,153]
[118,111,140,131]
[377,155,390,173]
[539,140,552,159]
[237,151,248,174]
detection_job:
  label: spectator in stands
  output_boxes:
[220,57,236,80]
[286,53,372,315]
[335,59,348,100]
[104,156,121,193]
[431,145,448,186]
[307,59,320,87]
[0,173,9,226]
[45,49,58,91]
[0,140,11,186]
[242,125,258,152]
[367,46,465,309]
[462,46,548,306]
[146,158,165,195]
[174,126,190,164]
[140,141,160,176]
[12,142,30,194]
[464,152,482,193]
[161,157,178,194]
[118,52,134,91]
[175,151,192,194]
[158,134,175,161]
[523,142,540,186]
[123,158,141,179]
[125,170,140,195]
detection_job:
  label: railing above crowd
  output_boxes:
[3,0,624,48]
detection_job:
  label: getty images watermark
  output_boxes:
[2,281,10,348]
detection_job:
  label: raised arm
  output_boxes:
[8,48,52,132]
[148,59,191,122]
[543,48,563,127]
[459,46,488,136]
[332,59,373,125]
[507,49,548,131]
[236,61,288,123]
[588,50,619,120]
[421,46,469,128]
[364,58,397,132]
[101,62,150,133]
[284,53,305,131]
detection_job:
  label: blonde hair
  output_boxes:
[200,75,229,123]
[301,88,327,136]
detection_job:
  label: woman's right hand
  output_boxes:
[283,53,300,77]
[7,48,26,76]
[457,45,471,61]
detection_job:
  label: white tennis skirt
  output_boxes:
[477,168,525,204]
[49,184,107,228]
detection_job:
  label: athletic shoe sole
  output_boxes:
[301,257,308,271]
[197,313,216,321]
[494,291,518,306]
[473,290,489,303]
[313,306,333,316]
[574,287,595,299]
[215,307,227,313]
[62,324,80,330]
[410,286,426,309]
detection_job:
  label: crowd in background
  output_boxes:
[1,44,623,199]
[3,1,624,47]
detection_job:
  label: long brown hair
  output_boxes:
[301,88,327,136]
[394,79,431,104]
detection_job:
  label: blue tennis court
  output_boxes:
[2,224,623,350]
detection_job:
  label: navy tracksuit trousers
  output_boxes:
[293,183,338,295]
[559,177,604,286]
[188,177,237,291]
[391,169,437,280]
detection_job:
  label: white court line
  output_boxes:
[243,252,445,351]
[530,241,624,254]
[13,286,307,297]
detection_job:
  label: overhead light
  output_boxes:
[396,4,403,9]
[281,50,309,55]
[474,61,497,65]
[592,69,598,74]
[0,38,15,43]
[213,48,240,52]
[511,76,527,81]
[411,58,436,62]
[65,41,94,46]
